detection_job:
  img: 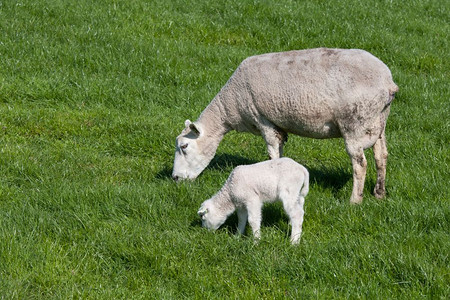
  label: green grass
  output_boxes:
[0,0,449,298]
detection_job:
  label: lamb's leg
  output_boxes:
[246,201,262,241]
[236,207,248,235]
[373,132,388,199]
[345,143,367,204]
[283,195,305,245]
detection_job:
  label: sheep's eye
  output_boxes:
[179,143,188,154]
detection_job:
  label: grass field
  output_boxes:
[0,0,449,298]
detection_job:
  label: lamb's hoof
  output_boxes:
[290,233,302,245]
[290,238,301,245]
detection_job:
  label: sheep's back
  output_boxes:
[228,48,396,138]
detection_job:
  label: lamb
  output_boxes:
[197,157,309,244]
[173,48,398,204]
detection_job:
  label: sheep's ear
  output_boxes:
[184,119,192,128]
[189,122,202,137]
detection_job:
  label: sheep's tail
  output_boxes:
[386,82,399,106]
[299,166,309,199]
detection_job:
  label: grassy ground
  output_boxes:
[0,0,448,298]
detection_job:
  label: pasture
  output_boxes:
[0,0,448,298]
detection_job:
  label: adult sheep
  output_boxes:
[172,48,398,204]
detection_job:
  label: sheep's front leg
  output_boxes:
[236,207,248,235]
[345,143,367,204]
[373,132,388,199]
[259,122,287,159]
[246,201,263,241]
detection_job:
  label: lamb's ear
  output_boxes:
[189,122,202,137]
[197,207,209,217]
[184,119,192,128]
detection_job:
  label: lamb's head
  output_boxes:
[172,120,217,181]
[197,199,227,230]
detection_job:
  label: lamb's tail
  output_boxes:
[299,166,309,199]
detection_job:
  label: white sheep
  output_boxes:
[197,157,309,244]
[173,48,398,204]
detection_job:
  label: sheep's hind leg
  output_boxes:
[373,132,388,199]
[345,142,368,204]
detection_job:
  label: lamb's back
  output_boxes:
[228,158,304,202]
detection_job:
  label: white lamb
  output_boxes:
[197,157,309,244]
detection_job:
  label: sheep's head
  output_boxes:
[172,120,217,181]
[197,200,227,230]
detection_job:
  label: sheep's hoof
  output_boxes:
[350,196,363,205]
[374,188,386,199]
